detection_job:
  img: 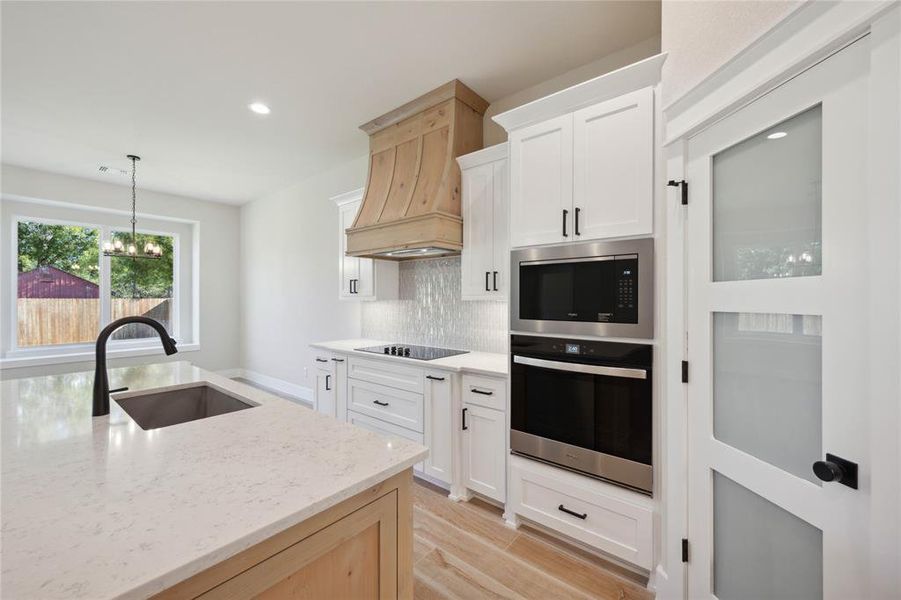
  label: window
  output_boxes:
[16,221,101,347]
[13,217,180,351]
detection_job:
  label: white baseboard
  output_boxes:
[217,368,313,406]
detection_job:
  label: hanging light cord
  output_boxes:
[130,155,137,252]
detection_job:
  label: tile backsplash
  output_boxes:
[361,257,508,353]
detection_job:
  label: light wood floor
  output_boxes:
[412,480,653,600]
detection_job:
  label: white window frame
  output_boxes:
[4,212,195,367]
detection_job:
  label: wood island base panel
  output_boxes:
[155,470,414,600]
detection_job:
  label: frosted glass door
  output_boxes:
[687,39,872,600]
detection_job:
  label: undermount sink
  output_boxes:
[114,383,257,430]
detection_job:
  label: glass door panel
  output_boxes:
[712,105,822,281]
[713,312,822,484]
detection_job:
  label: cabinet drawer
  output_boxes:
[313,354,336,374]
[348,378,424,433]
[347,410,424,473]
[510,456,653,569]
[462,374,507,411]
[348,357,423,393]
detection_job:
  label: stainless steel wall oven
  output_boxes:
[510,334,653,494]
[511,238,654,339]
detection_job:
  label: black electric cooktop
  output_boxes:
[355,344,469,361]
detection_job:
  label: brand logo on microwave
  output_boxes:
[598,312,614,322]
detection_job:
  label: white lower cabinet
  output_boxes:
[462,403,506,503]
[312,354,336,417]
[508,454,653,570]
[423,372,453,485]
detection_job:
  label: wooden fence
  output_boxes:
[17,298,170,347]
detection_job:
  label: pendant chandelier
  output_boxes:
[102,154,162,259]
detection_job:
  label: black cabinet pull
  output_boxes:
[353,279,359,294]
[493,271,498,291]
[462,407,468,430]
[373,400,389,407]
[812,453,858,489]
[331,357,344,363]
[426,375,445,381]
[575,207,581,236]
[558,504,587,520]
[471,388,493,396]
[315,358,328,363]
[562,209,569,237]
[485,271,490,291]
[325,375,331,391]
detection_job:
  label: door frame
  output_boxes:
[657,3,901,599]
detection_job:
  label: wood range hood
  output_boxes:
[346,80,488,260]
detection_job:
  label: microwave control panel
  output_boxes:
[612,258,639,323]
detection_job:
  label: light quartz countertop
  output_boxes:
[310,338,508,377]
[0,361,427,600]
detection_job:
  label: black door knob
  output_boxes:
[812,460,844,483]
[812,453,858,489]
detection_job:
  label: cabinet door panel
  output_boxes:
[461,162,495,300]
[491,159,509,296]
[573,87,653,240]
[315,368,336,417]
[463,405,506,502]
[338,201,361,299]
[509,115,573,247]
[423,372,453,484]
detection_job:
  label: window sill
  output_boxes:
[0,343,200,370]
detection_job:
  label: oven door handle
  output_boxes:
[512,355,647,380]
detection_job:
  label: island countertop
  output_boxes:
[0,361,428,599]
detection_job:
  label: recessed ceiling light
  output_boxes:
[767,131,787,139]
[248,102,271,115]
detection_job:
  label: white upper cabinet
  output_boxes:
[508,115,573,248]
[332,189,398,301]
[458,143,509,300]
[573,87,653,240]
[493,54,665,248]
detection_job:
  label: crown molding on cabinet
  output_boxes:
[492,53,666,133]
[456,142,508,170]
[330,187,364,207]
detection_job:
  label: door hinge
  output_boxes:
[682,538,689,563]
[681,360,689,383]
[667,180,688,205]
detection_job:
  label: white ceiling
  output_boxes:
[1,1,660,204]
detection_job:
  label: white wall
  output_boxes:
[483,36,662,146]
[0,164,241,378]
[240,156,366,394]
[661,0,803,105]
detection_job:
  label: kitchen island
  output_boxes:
[0,361,427,599]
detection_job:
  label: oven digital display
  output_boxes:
[565,343,580,354]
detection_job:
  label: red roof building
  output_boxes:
[18,266,99,299]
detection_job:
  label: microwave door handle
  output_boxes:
[512,355,647,380]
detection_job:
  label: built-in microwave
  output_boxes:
[510,238,653,339]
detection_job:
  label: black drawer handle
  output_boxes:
[373,400,389,407]
[485,271,490,292]
[471,388,493,396]
[462,407,468,430]
[325,375,331,391]
[426,375,445,381]
[493,271,498,291]
[558,504,587,520]
[315,358,328,363]
[331,357,344,362]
